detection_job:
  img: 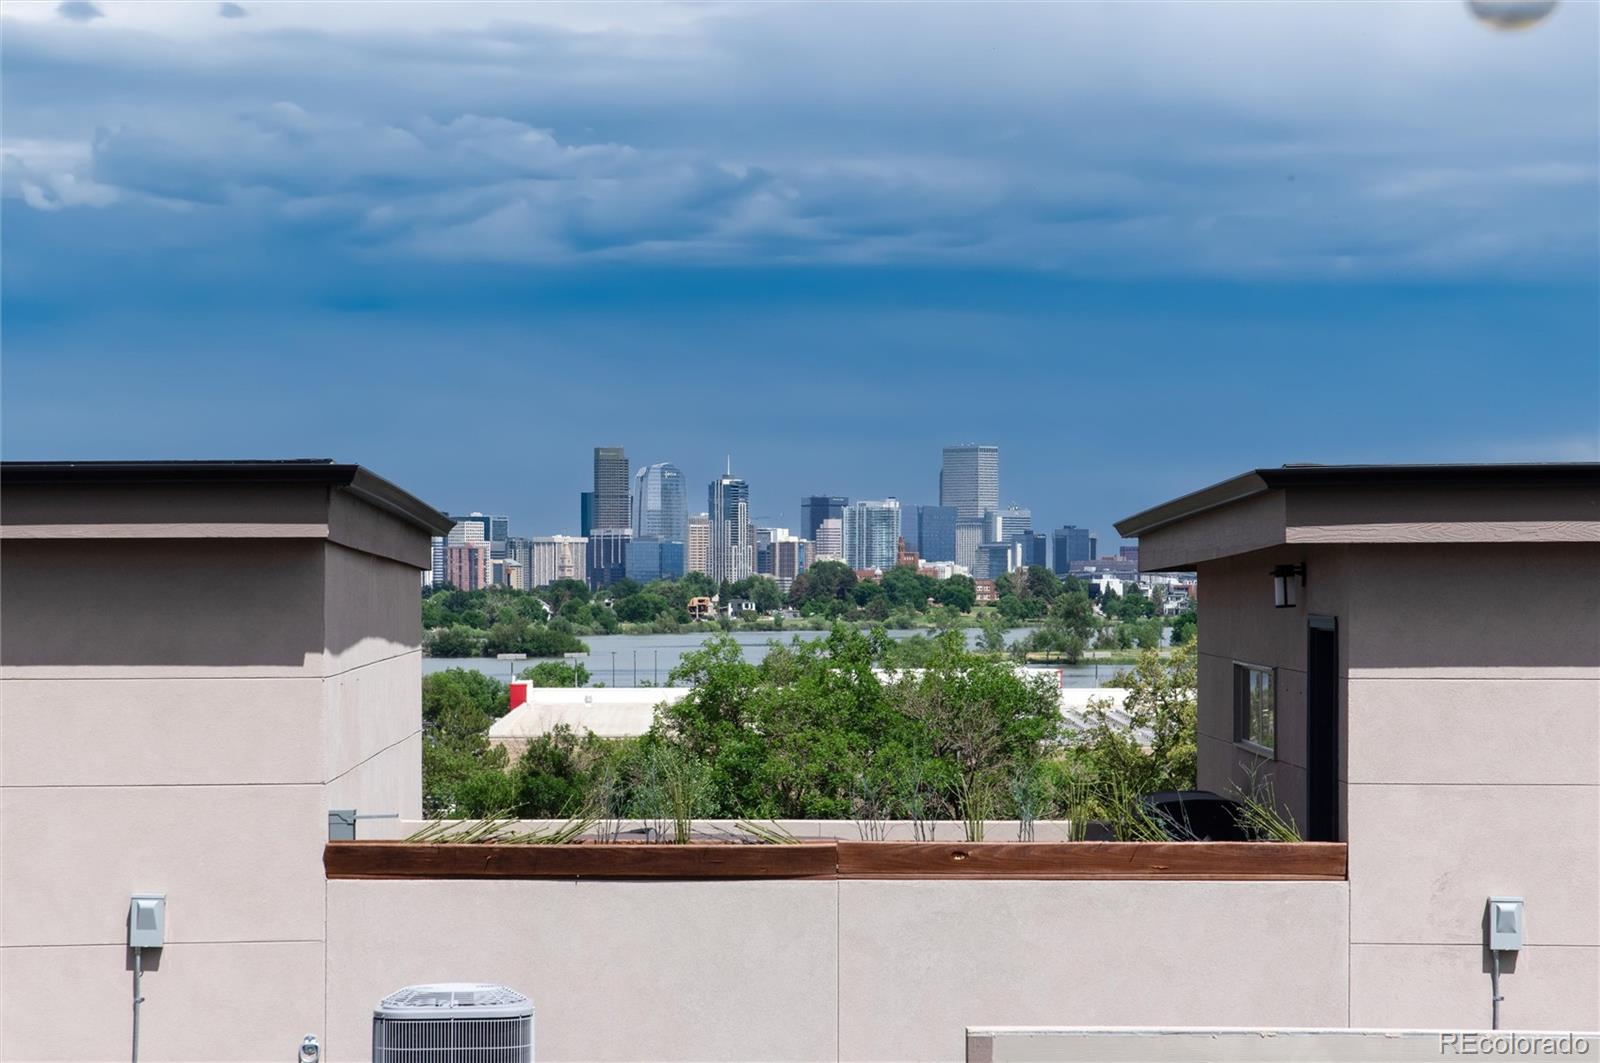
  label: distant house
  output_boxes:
[686,595,716,621]
[723,597,757,619]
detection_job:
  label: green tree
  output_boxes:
[421,669,509,814]
[614,591,670,624]
[426,624,485,658]
[521,660,591,687]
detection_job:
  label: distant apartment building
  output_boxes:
[708,466,753,584]
[585,528,631,590]
[842,498,902,571]
[971,539,1021,581]
[1119,543,1140,564]
[773,538,811,591]
[633,462,688,542]
[498,558,523,588]
[1051,524,1096,575]
[521,535,587,587]
[579,491,594,537]
[445,541,491,590]
[1017,530,1048,569]
[984,505,1031,543]
[431,515,488,585]
[591,446,631,532]
[911,504,957,563]
[625,536,686,583]
[800,495,848,541]
[814,516,843,561]
[941,443,998,568]
[686,513,710,575]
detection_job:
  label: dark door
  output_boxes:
[1306,616,1340,841]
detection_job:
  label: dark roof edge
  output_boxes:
[1,459,455,536]
[1115,462,1600,539]
[1114,471,1271,539]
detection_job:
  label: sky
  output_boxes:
[3,0,1596,542]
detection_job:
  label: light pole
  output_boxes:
[632,649,637,687]
[611,651,617,688]
[495,652,527,687]
[563,651,585,688]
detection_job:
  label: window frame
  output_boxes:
[1232,660,1277,757]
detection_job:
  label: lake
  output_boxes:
[422,627,1134,689]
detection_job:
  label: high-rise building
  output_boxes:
[773,538,811,592]
[708,465,752,584]
[814,517,843,561]
[585,529,631,590]
[939,444,999,522]
[985,505,1031,543]
[913,505,957,563]
[633,463,688,542]
[686,513,710,575]
[841,498,902,571]
[800,495,848,542]
[941,444,998,568]
[971,540,1021,581]
[445,542,491,590]
[521,535,587,587]
[592,446,631,532]
[1018,530,1048,569]
[1052,525,1095,575]
[433,515,488,585]
[625,537,686,583]
[579,492,595,538]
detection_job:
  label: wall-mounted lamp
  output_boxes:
[1272,563,1306,608]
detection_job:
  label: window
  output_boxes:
[1233,663,1276,754]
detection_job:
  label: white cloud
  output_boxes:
[2,1,1595,278]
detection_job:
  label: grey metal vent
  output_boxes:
[373,983,533,1063]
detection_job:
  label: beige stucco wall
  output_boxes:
[1193,541,1600,1033]
[325,877,1350,1063]
[0,482,433,1063]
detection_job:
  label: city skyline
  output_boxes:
[466,442,1135,558]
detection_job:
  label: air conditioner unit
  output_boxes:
[373,983,534,1063]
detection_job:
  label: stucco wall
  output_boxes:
[1194,541,1600,1032]
[0,490,431,1062]
[325,878,1351,1063]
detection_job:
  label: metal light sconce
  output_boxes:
[1272,563,1306,608]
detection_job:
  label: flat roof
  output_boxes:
[1115,462,1600,539]
[1,458,455,536]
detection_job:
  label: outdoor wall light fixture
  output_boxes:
[1272,563,1306,608]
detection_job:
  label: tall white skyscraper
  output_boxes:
[708,464,752,584]
[686,513,710,575]
[841,498,902,571]
[813,517,843,561]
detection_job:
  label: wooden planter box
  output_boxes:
[326,840,1346,881]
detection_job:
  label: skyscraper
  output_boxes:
[841,498,902,571]
[814,518,843,561]
[939,444,1000,521]
[708,465,752,584]
[800,495,848,541]
[686,514,710,575]
[592,446,631,531]
[913,505,957,563]
[1018,530,1048,569]
[985,505,1032,543]
[941,443,998,568]
[585,529,631,590]
[633,462,688,542]
[1052,525,1095,575]
[579,492,594,538]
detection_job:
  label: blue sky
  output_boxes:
[3,1,1596,541]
